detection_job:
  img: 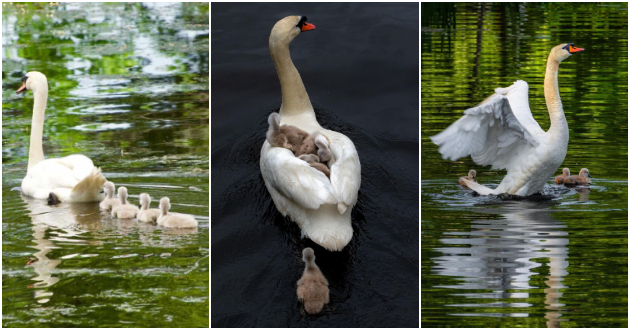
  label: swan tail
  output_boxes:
[462,179,495,195]
[299,204,353,252]
[70,167,107,202]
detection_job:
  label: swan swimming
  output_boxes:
[431,43,584,196]
[100,181,121,211]
[17,71,106,204]
[260,16,361,251]
[296,247,329,314]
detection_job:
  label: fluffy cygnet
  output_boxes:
[157,197,198,228]
[296,248,329,315]
[111,187,139,219]
[563,168,592,185]
[137,193,161,223]
[554,168,571,184]
[458,169,477,186]
[100,181,121,211]
[267,113,331,161]
[298,154,330,178]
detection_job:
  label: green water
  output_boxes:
[422,3,627,327]
[2,3,208,327]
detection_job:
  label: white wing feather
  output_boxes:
[325,131,361,209]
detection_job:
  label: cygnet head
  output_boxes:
[468,169,477,181]
[579,168,592,178]
[16,71,48,95]
[314,134,331,162]
[269,16,315,50]
[103,181,115,197]
[302,247,315,264]
[139,193,151,209]
[551,43,584,63]
[562,168,570,177]
[298,154,320,164]
[159,197,171,214]
[118,187,128,204]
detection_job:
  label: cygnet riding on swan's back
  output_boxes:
[431,44,584,196]
[260,16,361,251]
[17,72,106,204]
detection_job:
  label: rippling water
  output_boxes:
[2,3,208,327]
[212,3,418,327]
[422,3,627,327]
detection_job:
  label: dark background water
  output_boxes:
[421,3,627,327]
[211,3,418,327]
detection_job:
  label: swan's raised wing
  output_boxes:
[325,131,361,211]
[260,142,337,209]
[430,80,544,170]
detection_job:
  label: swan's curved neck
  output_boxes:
[544,56,568,134]
[270,40,314,116]
[28,88,48,170]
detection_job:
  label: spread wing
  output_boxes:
[260,141,337,209]
[430,80,544,170]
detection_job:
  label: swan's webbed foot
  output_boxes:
[47,193,60,205]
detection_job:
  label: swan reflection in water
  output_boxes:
[431,200,572,327]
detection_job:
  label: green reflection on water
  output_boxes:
[422,2,627,328]
[2,2,208,327]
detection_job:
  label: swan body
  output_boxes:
[137,193,161,223]
[563,168,592,185]
[554,168,571,184]
[458,169,477,186]
[260,16,361,251]
[17,71,106,203]
[100,181,121,211]
[297,248,329,314]
[431,44,584,196]
[157,197,198,228]
[111,187,139,219]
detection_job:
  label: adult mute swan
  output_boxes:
[431,43,584,196]
[260,16,361,251]
[17,71,106,204]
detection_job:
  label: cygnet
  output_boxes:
[563,168,592,185]
[296,247,329,314]
[157,197,198,228]
[267,113,331,161]
[554,167,571,184]
[298,154,330,178]
[137,193,161,223]
[458,169,477,186]
[111,187,139,219]
[100,181,121,211]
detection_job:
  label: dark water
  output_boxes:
[2,3,209,327]
[421,3,627,327]
[211,3,418,327]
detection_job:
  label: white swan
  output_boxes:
[137,193,161,223]
[259,16,361,251]
[430,43,584,196]
[100,181,121,211]
[157,197,198,228]
[111,187,139,219]
[296,247,329,314]
[17,71,106,204]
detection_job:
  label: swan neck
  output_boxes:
[544,56,567,133]
[28,88,48,170]
[270,40,313,116]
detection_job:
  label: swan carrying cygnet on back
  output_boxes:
[111,187,139,219]
[431,44,584,196]
[100,181,121,211]
[16,71,106,204]
[157,197,198,228]
[554,168,571,184]
[137,193,161,223]
[296,247,329,314]
[260,16,361,252]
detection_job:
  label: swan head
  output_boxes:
[468,169,477,182]
[118,186,128,204]
[270,16,315,47]
[139,193,151,209]
[579,168,592,178]
[159,197,171,213]
[16,71,48,94]
[552,43,584,62]
[104,181,115,197]
[562,168,571,177]
[302,247,315,263]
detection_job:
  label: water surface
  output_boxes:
[2,3,209,327]
[421,3,627,327]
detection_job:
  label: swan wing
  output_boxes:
[261,141,337,209]
[430,81,542,170]
[325,131,361,208]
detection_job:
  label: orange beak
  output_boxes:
[568,45,584,54]
[16,82,27,94]
[301,22,315,32]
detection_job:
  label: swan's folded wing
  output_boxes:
[327,133,361,207]
[261,142,337,209]
[430,82,542,170]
